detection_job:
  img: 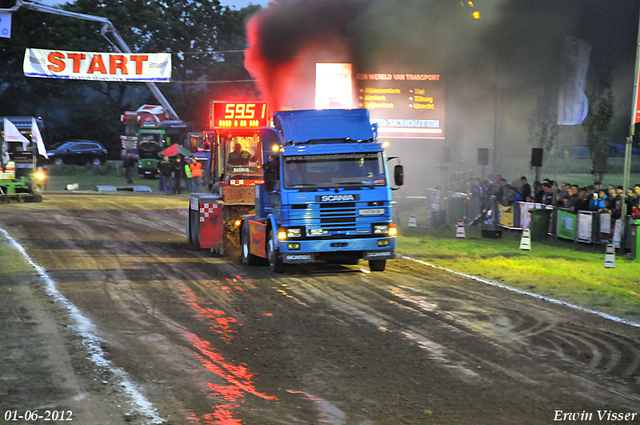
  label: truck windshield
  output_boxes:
[138,133,164,159]
[224,135,261,178]
[283,152,386,189]
[139,133,163,144]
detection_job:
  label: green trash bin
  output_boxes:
[631,219,640,260]
[529,208,551,241]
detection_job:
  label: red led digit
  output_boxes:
[246,104,255,119]
[235,103,246,118]
[225,103,235,119]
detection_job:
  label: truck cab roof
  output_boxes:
[1,116,44,132]
[274,109,375,145]
[282,141,384,156]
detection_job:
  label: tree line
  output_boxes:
[0,0,260,158]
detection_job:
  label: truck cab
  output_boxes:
[0,116,47,202]
[241,109,403,272]
[137,120,193,178]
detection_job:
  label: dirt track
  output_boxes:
[0,193,639,425]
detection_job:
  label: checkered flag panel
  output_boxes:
[199,203,217,222]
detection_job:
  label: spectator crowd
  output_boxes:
[158,155,204,195]
[452,172,640,220]
[122,153,205,195]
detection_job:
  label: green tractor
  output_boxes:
[0,117,47,203]
[137,121,193,179]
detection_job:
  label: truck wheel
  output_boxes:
[241,225,259,266]
[29,182,43,195]
[267,230,285,273]
[369,259,386,272]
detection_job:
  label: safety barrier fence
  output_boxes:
[421,195,638,255]
[495,201,636,251]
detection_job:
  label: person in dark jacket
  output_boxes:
[123,152,137,184]
[173,156,185,194]
[520,176,532,201]
[158,155,173,194]
[532,181,544,203]
[228,143,256,165]
[573,187,591,213]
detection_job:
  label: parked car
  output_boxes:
[47,140,108,166]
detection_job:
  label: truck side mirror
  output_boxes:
[265,171,275,192]
[264,157,279,192]
[394,164,404,187]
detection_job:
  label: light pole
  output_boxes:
[492,55,499,176]
[623,9,640,222]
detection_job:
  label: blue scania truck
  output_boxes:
[240,108,403,273]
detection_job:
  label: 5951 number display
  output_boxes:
[211,101,268,129]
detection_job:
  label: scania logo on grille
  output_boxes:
[363,250,394,260]
[316,194,360,202]
[367,252,390,257]
[286,254,312,260]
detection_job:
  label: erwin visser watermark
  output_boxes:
[554,410,638,421]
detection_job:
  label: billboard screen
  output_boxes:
[357,71,445,139]
[315,63,353,110]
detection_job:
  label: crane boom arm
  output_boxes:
[3,0,180,120]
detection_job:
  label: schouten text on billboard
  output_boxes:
[23,48,171,82]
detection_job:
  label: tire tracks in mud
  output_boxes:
[3,198,640,424]
[0,223,165,425]
[267,264,640,412]
[385,262,640,387]
[46,208,313,424]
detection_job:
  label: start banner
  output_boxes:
[23,48,171,82]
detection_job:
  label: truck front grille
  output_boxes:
[319,202,356,231]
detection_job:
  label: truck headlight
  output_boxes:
[372,224,389,234]
[372,223,397,236]
[286,228,303,238]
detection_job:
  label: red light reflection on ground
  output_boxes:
[187,410,243,425]
[176,286,277,424]
[184,330,277,424]
[181,292,238,343]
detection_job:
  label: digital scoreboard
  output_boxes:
[356,71,445,140]
[210,101,268,129]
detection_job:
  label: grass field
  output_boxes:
[397,225,640,320]
[45,163,161,191]
[0,242,32,276]
[46,174,160,191]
